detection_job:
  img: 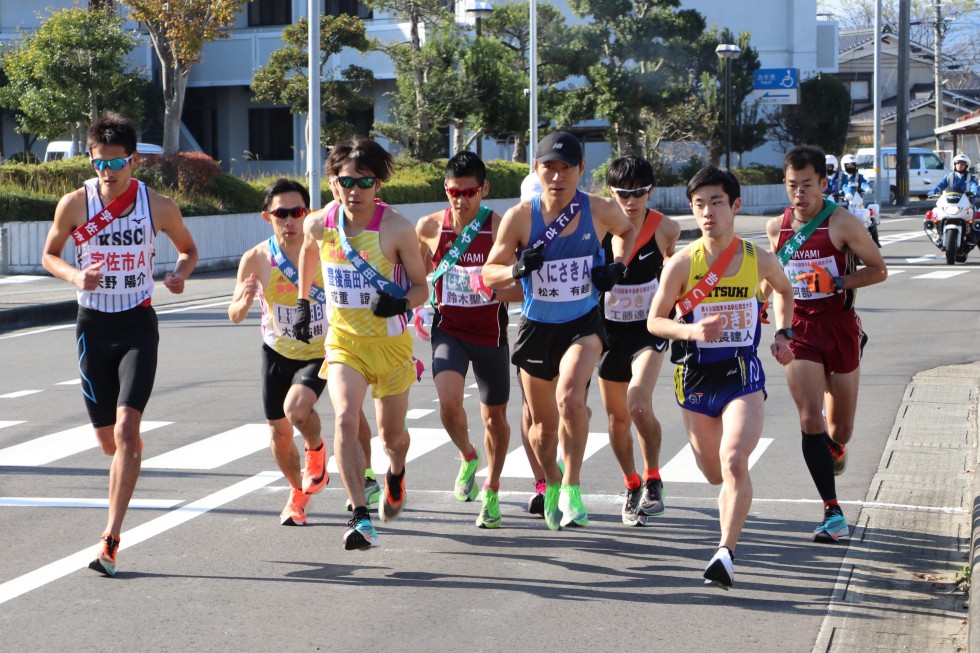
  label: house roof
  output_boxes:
[838,25,933,58]
[851,87,980,124]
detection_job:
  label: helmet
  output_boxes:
[825,154,839,168]
[841,154,857,166]
[953,153,971,166]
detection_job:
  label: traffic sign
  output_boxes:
[752,68,799,105]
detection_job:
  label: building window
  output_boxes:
[249,0,291,27]
[849,80,869,102]
[248,108,293,161]
[325,0,373,19]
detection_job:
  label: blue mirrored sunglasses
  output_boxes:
[90,153,135,172]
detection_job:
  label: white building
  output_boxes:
[0,0,834,176]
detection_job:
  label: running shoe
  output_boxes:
[826,437,847,476]
[558,485,588,527]
[345,472,382,511]
[476,488,501,529]
[379,469,405,522]
[622,485,645,527]
[543,483,563,531]
[343,514,379,551]
[637,478,665,517]
[88,532,120,576]
[454,451,480,502]
[813,507,849,543]
[302,443,328,494]
[527,480,545,517]
[280,487,311,526]
[703,547,735,590]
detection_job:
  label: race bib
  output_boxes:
[691,298,756,349]
[323,262,375,308]
[272,301,326,340]
[784,255,840,301]
[604,278,658,323]
[91,245,152,295]
[440,265,496,307]
[530,255,593,302]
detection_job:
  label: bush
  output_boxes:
[6,151,41,165]
[734,164,783,185]
[139,152,222,192]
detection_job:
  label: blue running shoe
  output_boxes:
[343,514,379,550]
[813,508,849,543]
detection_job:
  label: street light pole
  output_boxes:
[715,43,741,170]
[308,0,321,209]
[934,0,943,152]
[529,0,538,168]
[466,1,494,158]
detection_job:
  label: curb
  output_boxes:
[972,384,980,650]
[0,300,76,333]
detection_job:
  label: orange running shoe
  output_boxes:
[88,532,120,576]
[826,437,847,476]
[302,443,328,494]
[280,488,311,526]
[379,469,405,522]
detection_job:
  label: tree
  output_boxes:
[251,16,375,148]
[770,74,852,154]
[563,0,710,157]
[0,7,147,150]
[124,0,244,155]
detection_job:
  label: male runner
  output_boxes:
[295,138,428,550]
[416,151,522,528]
[228,179,373,526]
[483,131,635,530]
[766,146,887,543]
[41,112,199,575]
[597,155,680,526]
[648,165,794,589]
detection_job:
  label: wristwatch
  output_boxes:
[833,276,845,293]
[774,328,795,341]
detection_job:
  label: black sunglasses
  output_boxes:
[335,176,377,189]
[609,184,652,199]
[268,206,309,220]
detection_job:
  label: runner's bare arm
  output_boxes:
[296,211,325,301]
[384,209,428,309]
[415,212,441,275]
[758,216,785,298]
[228,245,267,323]
[482,204,526,289]
[151,191,198,294]
[655,216,682,259]
[42,190,97,288]
[758,249,795,366]
[594,196,636,263]
[831,210,888,288]
[488,211,523,303]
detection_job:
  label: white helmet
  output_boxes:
[841,154,857,166]
[953,153,971,166]
[825,154,838,168]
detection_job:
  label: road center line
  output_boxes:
[0,470,281,606]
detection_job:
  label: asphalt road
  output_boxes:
[0,213,977,651]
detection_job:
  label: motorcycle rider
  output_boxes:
[930,153,979,246]
[840,154,872,196]
[824,155,841,197]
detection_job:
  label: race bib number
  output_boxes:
[692,298,756,349]
[784,255,840,301]
[273,301,326,340]
[92,245,152,295]
[440,265,495,307]
[323,262,375,308]
[530,255,593,303]
[603,279,658,323]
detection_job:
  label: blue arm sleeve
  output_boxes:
[931,177,948,195]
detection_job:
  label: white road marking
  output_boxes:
[0,497,181,509]
[0,421,25,429]
[0,421,171,467]
[0,275,48,284]
[406,409,434,420]
[0,390,42,399]
[156,300,231,315]
[55,379,81,386]
[482,433,612,478]
[660,438,773,484]
[0,470,281,606]
[879,231,929,245]
[905,254,942,263]
[326,427,453,475]
[913,270,968,279]
[142,424,269,470]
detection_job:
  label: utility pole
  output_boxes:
[897,0,910,207]
[873,0,883,205]
[934,0,943,152]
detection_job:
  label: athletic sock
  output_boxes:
[463,448,478,462]
[624,472,641,491]
[801,431,837,503]
[483,481,499,493]
[642,468,661,482]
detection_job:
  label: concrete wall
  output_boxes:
[0,187,789,275]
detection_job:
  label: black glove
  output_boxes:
[512,244,545,279]
[370,290,410,317]
[293,298,311,344]
[591,261,626,292]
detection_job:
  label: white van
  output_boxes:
[43,140,164,163]
[854,147,949,201]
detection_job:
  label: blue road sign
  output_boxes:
[754,68,799,91]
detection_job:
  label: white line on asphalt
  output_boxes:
[406,409,434,420]
[0,470,281,606]
[879,231,929,245]
[661,439,773,483]
[55,379,81,385]
[156,300,231,315]
[0,275,48,285]
[142,424,269,470]
[0,390,43,399]
[0,497,182,509]
[480,433,614,479]
[0,420,25,429]
[913,270,969,279]
[0,421,171,467]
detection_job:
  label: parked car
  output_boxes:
[43,140,164,163]
[854,147,949,202]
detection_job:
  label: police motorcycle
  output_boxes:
[825,155,881,246]
[924,190,978,265]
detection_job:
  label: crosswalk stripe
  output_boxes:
[0,421,171,467]
[913,270,969,279]
[480,432,612,479]
[142,424,269,470]
[0,497,181,509]
[0,390,43,399]
[406,408,434,420]
[326,427,454,476]
[55,379,81,386]
[661,438,773,484]
[0,421,25,430]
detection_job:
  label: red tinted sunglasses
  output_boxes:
[267,206,309,220]
[445,185,483,199]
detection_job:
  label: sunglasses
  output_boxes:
[90,153,135,172]
[267,206,309,220]
[444,185,483,199]
[609,184,652,199]
[334,176,377,189]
